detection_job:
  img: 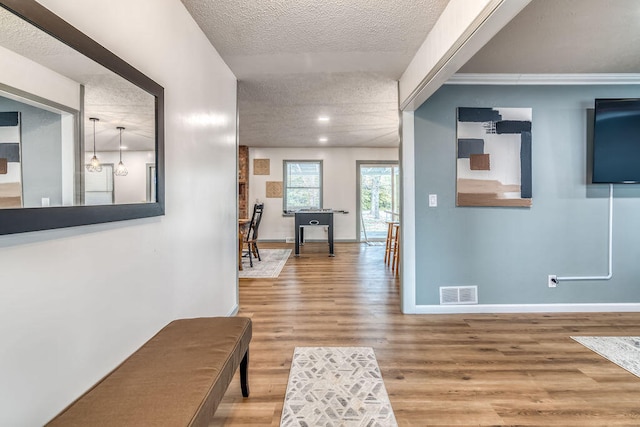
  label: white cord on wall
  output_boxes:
[556,183,613,282]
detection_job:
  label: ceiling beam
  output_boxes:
[399,0,531,111]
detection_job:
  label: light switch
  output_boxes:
[428,194,437,207]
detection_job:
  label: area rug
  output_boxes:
[572,336,640,378]
[280,347,397,427]
[239,248,291,279]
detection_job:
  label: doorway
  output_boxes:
[84,163,114,205]
[146,163,156,202]
[356,161,399,242]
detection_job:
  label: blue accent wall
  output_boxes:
[414,84,640,306]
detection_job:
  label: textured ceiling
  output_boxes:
[460,0,640,74]
[181,0,450,147]
[181,0,640,148]
[181,0,450,79]
[239,73,398,147]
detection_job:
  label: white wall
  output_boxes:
[60,113,75,205]
[249,147,398,241]
[0,1,238,425]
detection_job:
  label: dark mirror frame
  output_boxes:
[0,0,165,235]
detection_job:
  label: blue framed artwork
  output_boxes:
[456,107,532,207]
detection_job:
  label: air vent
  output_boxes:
[439,286,478,305]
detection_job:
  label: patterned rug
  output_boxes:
[572,336,640,378]
[281,347,397,427]
[239,249,291,279]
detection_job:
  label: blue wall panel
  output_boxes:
[414,84,640,306]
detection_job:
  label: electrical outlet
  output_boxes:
[548,274,558,288]
[428,194,437,207]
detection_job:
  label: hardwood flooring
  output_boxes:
[213,242,640,426]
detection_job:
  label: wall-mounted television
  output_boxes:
[592,98,640,184]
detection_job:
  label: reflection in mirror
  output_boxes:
[0,5,156,209]
[0,111,21,208]
[0,91,76,209]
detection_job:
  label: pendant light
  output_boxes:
[86,117,102,172]
[114,126,128,176]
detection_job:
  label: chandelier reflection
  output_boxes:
[114,126,128,176]
[86,117,102,172]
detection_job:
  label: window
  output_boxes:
[283,160,322,212]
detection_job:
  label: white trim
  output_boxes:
[409,303,640,314]
[227,304,239,316]
[447,73,640,86]
[400,111,416,314]
[400,0,531,111]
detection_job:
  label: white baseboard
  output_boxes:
[409,303,640,314]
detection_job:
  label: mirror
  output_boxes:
[0,0,164,235]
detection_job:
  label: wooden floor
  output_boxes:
[213,242,640,426]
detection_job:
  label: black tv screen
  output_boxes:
[592,98,640,184]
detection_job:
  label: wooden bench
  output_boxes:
[47,317,251,426]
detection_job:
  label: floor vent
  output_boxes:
[439,286,478,305]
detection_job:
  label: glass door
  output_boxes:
[357,161,399,242]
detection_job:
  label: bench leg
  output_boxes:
[240,349,250,397]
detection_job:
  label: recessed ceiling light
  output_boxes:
[318,116,330,122]
[319,137,328,143]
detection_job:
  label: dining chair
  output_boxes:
[392,223,400,277]
[244,203,264,267]
[384,221,399,266]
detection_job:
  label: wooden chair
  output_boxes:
[385,221,399,266]
[392,223,400,276]
[244,203,264,267]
